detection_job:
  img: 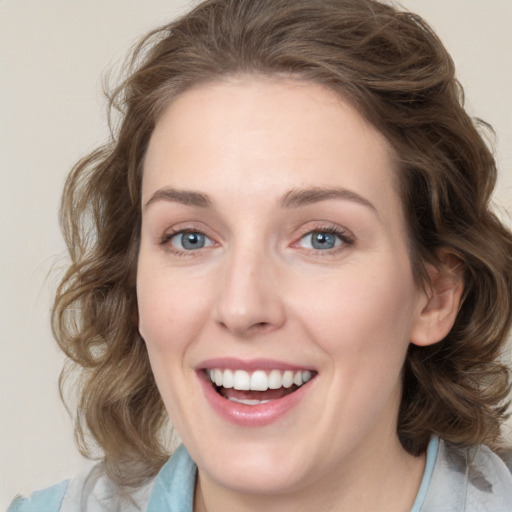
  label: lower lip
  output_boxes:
[198,372,314,427]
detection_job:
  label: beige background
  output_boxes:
[1,0,511,507]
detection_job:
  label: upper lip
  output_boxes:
[196,357,315,372]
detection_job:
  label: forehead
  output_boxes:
[142,77,400,216]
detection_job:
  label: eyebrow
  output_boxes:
[280,186,376,212]
[144,187,212,210]
[144,185,376,213]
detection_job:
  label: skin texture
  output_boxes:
[137,78,462,512]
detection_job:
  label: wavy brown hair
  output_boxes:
[53,0,512,487]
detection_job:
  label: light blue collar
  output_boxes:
[410,436,439,511]
[146,444,197,512]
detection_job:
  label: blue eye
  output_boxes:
[169,231,213,251]
[299,231,343,250]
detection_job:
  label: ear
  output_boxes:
[410,250,464,347]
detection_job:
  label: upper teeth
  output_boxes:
[207,369,312,391]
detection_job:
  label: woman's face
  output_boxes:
[137,78,428,495]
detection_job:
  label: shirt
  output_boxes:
[8,437,512,511]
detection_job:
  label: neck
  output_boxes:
[194,433,426,512]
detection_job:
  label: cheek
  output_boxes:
[293,260,418,366]
[136,261,204,356]
[137,277,172,353]
[297,264,418,431]
[136,262,209,420]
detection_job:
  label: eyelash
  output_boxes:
[293,225,354,255]
[159,228,215,257]
[159,224,354,256]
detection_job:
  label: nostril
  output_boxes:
[250,322,273,332]
[217,319,275,338]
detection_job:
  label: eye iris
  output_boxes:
[181,232,205,250]
[311,231,336,249]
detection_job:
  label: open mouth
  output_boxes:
[205,368,316,406]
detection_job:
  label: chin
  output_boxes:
[197,441,313,495]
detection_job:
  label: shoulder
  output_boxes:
[7,480,69,512]
[423,438,512,511]
[465,443,512,508]
[7,463,154,512]
[6,447,196,512]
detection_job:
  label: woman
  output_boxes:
[9,0,512,510]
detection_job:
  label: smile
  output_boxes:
[206,368,313,403]
[198,363,316,425]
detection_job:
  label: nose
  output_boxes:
[213,245,286,338]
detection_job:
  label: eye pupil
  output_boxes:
[181,232,205,250]
[311,232,335,250]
